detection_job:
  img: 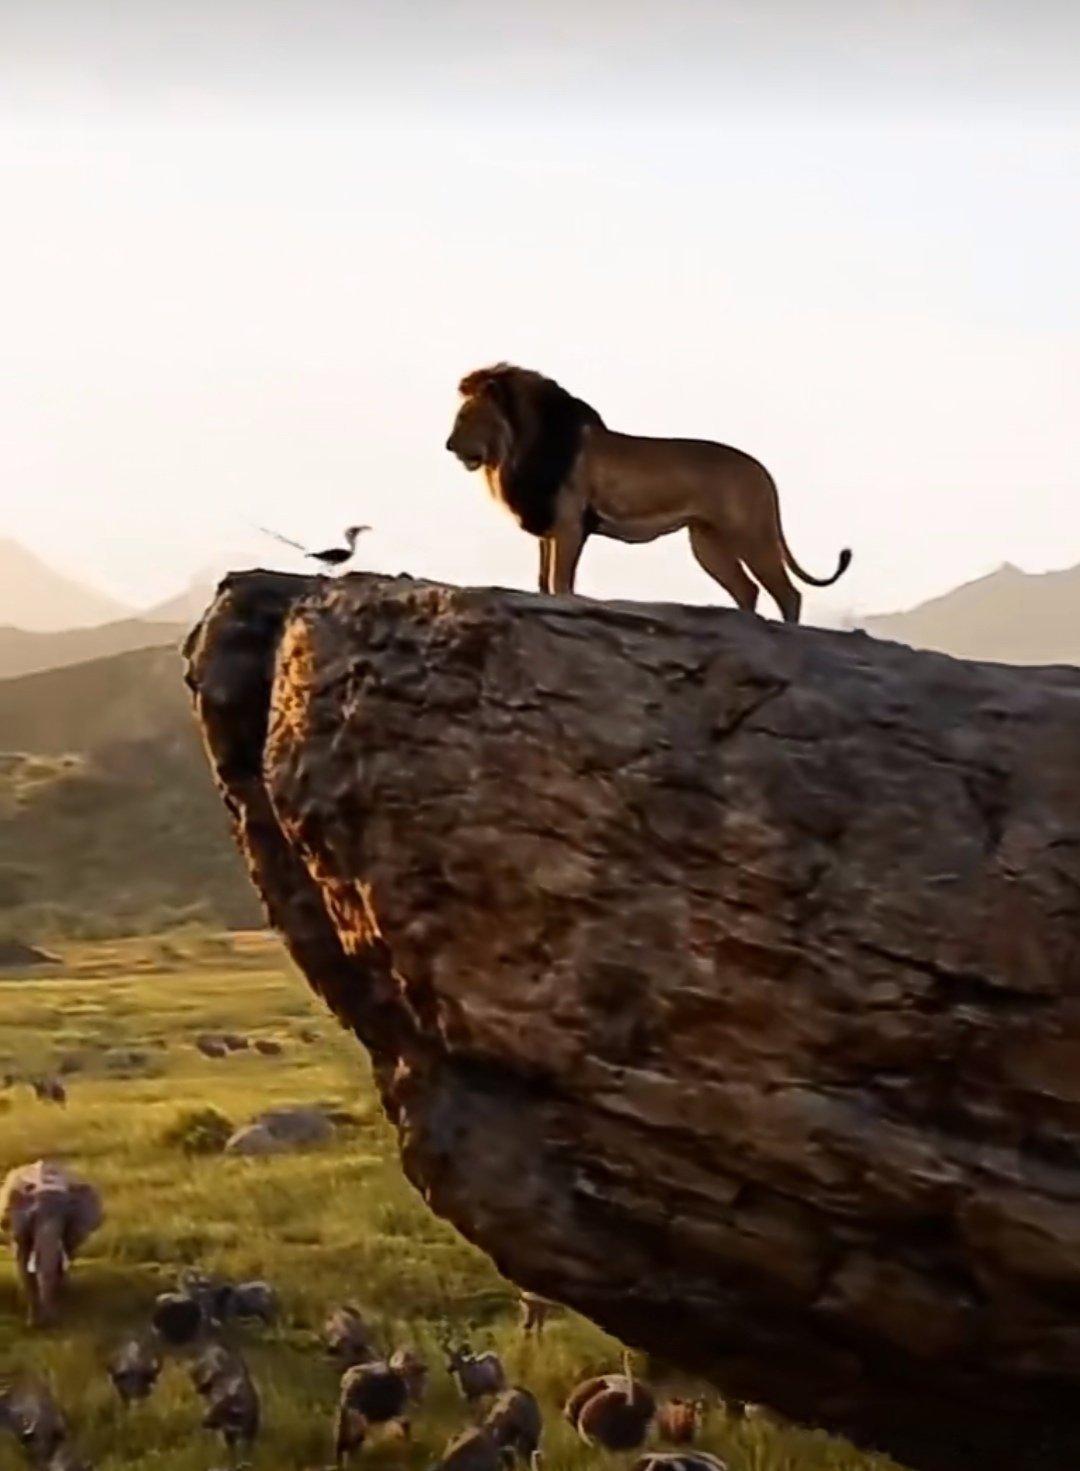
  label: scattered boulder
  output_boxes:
[226,1105,334,1155]
[224,1123,281,1156]
[252,1038,283,1056]
[222,1033,249,1051]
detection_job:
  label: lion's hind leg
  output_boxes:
[741,540,801,624]
[688,524,760,614]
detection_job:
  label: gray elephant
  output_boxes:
[0,1160,103,1326]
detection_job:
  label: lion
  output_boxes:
[445,364,850,623]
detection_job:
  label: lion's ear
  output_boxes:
[458,363,511,403]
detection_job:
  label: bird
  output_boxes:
[632,1455,729,1471]
[564,1353,656,1452]
[256,523,371,569]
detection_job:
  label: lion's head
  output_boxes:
[445,364,604,537]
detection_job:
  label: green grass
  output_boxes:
[0,937,899,1471]
[0,643,262,940]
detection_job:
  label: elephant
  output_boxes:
[0,1160,103,1326]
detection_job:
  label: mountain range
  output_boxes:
[861,561,1080,665]
[0,538,223,649]
[0,618,186,681]
[0,538,133,631]
[7,533,1080,667]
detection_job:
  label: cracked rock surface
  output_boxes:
[185,570,1080,1471]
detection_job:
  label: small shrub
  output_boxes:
[160,1105,233,1156]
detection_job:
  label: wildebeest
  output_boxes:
[429,1425,524,1471]
[324,1304,377,1367]
[444,1344,507,1407]
[190,1344,260,1467]
[483,1386,542,1463]
[106,1338,163,1405]
[31,1078,67,1106]
[0,1376,71,1466]
[151,1269,228,1345]
[334,1361,411,1466]
[388,1347,428,1405]
[224,1279,279,1325]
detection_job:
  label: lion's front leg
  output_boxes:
[549,515,586,595]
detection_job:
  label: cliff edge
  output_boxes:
[185,571,1080,1471]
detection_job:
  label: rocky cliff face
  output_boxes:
[185,571,1080,1471]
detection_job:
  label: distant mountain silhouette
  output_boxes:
[145,574,220,624]
[0,643,259,936]
[0,618,185,681]
[863,562,1080,665]
[145,553,260,624]
[0,538,133,631]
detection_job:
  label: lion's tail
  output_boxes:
[783,539,852,587]
[771,484,852,587]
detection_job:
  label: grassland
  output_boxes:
[0,935,895,1471]
[0,643,260,940]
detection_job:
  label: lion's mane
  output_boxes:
[458,364,604,536]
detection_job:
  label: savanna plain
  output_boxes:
[0,932,896,1471]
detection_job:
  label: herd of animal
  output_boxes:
[0,1219,729,1471]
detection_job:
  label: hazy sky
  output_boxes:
[1,1,1078,619]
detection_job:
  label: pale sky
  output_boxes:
[1,1,1078,621]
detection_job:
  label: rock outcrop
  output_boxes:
[185,571,1080,1471]
[226,1105,335,1155]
